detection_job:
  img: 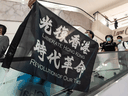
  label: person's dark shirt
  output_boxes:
[115,20,118,25]
[114,20,118,29]
[102,42,117,51]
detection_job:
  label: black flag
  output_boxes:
[2,1,98,92]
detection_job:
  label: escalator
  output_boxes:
[0,51,128,96]
[1,1,128,96]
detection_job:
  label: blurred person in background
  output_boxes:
[114,18,118,29]
[0,24,9,58]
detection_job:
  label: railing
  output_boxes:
[93,11,128,30]
[38,0,95,21]
[86,51,128,96]
[0,51,128,96]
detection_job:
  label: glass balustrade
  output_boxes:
[0,51,128,96]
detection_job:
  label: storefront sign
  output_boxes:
[113,30,124,36]
[113,27,128,36]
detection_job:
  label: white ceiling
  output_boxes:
[7,0,29,4]
[103,2,128,21]
[44,0,128,20]
[7,0,128,22]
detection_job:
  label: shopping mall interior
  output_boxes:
[0,0,128,96]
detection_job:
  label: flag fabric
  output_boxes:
[2,1,98,92]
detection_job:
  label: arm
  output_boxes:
[98,47,102,52]
[125,49,128,51]
[115,47,118,51]
[101,49,105,52]
[124,42,128,51]
[28,0,36,8]
[114,42,118,51]
[101,43,105,52]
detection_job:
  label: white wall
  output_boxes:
[92,20,112,42]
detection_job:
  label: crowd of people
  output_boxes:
[0,24,128,58]
[85,30,128,52]
[99,35,128,52]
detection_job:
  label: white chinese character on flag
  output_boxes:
[47,50,61,69]
[62,56,74,74]
[80,40,90,54]
[34,40,47,62]
[69,35,80,49]
[74,60,86,78]
[39,15,52,35]
[54,25,68,43]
